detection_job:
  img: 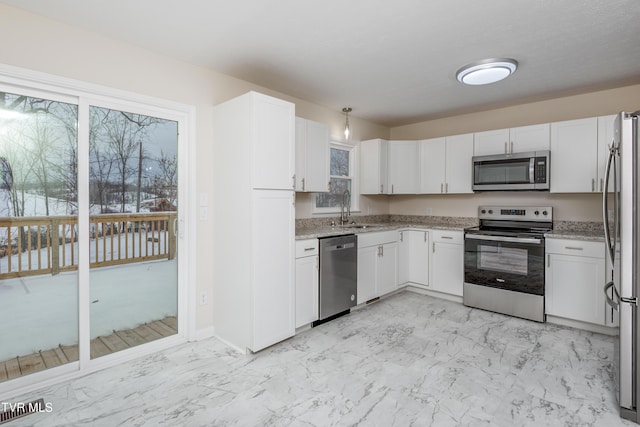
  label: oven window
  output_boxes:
[478,245,528,275]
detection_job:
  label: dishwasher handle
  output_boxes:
[325,242,355,251]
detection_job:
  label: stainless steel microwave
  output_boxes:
[472,151,550,191]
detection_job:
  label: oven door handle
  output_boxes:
[465,234,542,245]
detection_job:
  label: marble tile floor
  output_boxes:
[6,291,634,426]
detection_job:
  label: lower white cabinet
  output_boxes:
[357,231,398,304]
[398,229,429,287]
[545,238,608,326]
[430,230,464,296]
[295,239,319,328]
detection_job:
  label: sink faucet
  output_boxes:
[340,189,351,225]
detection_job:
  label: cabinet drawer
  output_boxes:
[358,230,398,248]
[431,230,463,245]
[295,239,318,257]
[546,238,603,258]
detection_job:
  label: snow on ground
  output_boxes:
[0,258,177,361]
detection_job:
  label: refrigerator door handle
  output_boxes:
[604,281,620,310]
[602,144,619,265]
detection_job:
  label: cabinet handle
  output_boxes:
[432,242,435,253]
[504,142,507,154]
[304,247,315,252]
[442,236,453,240]
[445,183,448,193]
[328,181,331,191]
[400,231,403,242]
[591,178,595,192]
[600,178,604,193]
[424,232,427,242]
[380,184,383,193]
[547,254,550,267]
[302,177,305,192]
[565,246,584,251]
[381,245,384,257]
[392,184,394,194]
[440,183,443,193]
[292,174,296,190]
[510,141,513,153]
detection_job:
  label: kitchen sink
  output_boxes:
[338,224,382,229]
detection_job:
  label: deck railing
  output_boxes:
[0,212,177,280]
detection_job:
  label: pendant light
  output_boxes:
[456,58,518,85]
[342,107,352,140]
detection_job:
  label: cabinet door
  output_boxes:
[252,94,295,190]
[294,118,307,191]
[546,254,605,325]
[409,230,429,286]
[398,231,411,285]
[305,119,330,192]
[360,139,389,194]
[445,133,474,194]
[510,123,550,153]
[431,242,463,296]
[377,242,398,296]
[418,137,446,193]
[388,140,418,194]
[357,245,378,304]
[550,118,598,193]
[295,255,318,328]
[251,189,295,351]
[474,128,509,156]
[598,115,616,193]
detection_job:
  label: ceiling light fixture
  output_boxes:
[342,107,352,140]
[456,58,518,85]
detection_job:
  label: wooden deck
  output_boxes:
[0,316,177,383]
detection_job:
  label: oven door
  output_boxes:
[464,233,545,295]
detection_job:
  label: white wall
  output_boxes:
[0,4,388,331]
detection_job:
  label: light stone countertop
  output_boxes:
[295,223,466,240]
[544,230,605,242]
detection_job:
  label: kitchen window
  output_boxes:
[314,141,359,214]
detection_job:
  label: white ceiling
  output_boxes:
[3,0,640,127]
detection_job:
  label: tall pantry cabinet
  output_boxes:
[212,91,296,352]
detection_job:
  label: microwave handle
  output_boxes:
[529,157,535,184]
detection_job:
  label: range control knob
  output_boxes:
[534,210,540,216]
[488,209,493,214]
[481,209,486,214]
[542,210,548,216]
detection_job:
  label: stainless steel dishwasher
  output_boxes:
[314,234,357,326]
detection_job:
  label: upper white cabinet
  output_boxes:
[419,134,473,194]
[360,139,389,194]
[474,124,550,156]
[295,117,330,193]
[550,117,598,193]
[213,91,296,352]
[251,94,296,190]
[598,115,616,193]
[388,140,418,194]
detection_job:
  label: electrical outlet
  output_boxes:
[200,292,208,305]
[426,207,433,215]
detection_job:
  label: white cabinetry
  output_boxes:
[360,139,389,194]
[398,229,429,287]
[474,124,550,156]
[357,231,398,304]
[550,118,599,193]
[295,239,319,328]
[430,230,464,296]
[213,91,296,352]
[545,238,608,326]
[419,134,473,194]
[295,117,329,192]
[388,140,418,194]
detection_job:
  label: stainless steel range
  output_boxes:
[463,206,553,322]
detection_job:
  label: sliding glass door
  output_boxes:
[0,82,186,385]
[88,105,178,359]
[0,90,79,380]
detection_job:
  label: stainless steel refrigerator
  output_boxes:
[604,110,640,422]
